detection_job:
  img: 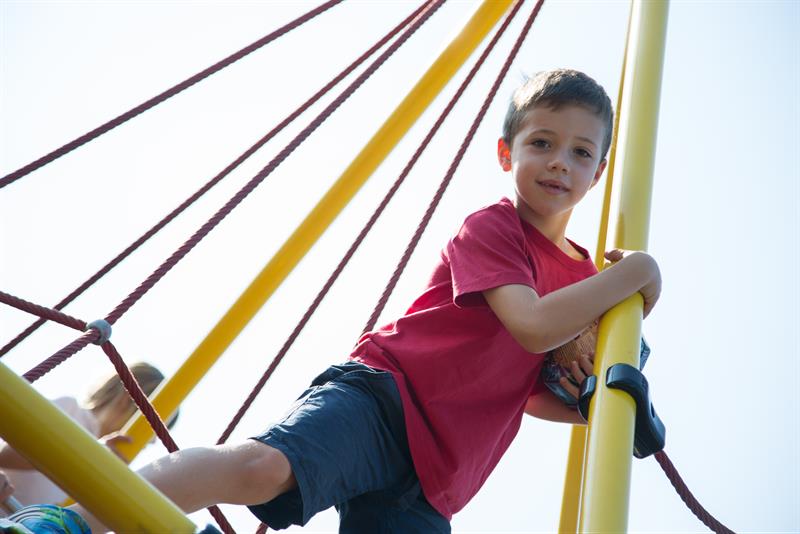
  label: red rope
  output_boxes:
[0,0,344,190]
[0,290,95,381]
[207,507,236,534]
[101,0,444,328]
[101,342,236,534]
[654,451,736,534]
[363,0,545,333]
[23,330,98,383]
[5,6,443,527]
[0,291,86,333]
[102,342,179,451]
[216,0,525,445]
[7,310,236,529]
[0,0,429,359]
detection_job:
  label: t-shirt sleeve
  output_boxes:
[446,203,536,308]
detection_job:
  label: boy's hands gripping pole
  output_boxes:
[604,249,662,317]
[559,353,595,401]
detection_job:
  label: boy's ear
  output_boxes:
[591,159,608,187]
[497,138,512,172]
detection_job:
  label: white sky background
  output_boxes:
[1,1,798,533]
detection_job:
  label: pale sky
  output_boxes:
[1,1,798,533]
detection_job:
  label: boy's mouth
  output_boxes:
[536,179,570,193]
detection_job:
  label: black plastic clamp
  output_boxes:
[576,364,666,459]
[577,375,596,422]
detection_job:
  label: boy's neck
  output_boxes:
[514,200,572,248]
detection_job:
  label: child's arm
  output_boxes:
[483,250,660,354]
[0,444,34,470]
[525,392,586,425]
[0,470,15,502]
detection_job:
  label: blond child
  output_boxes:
[0,363,174,507]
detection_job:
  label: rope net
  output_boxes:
[0,0,344,190]
[0,0,431,358]
[0,1,443,531]
[0,1,737,533]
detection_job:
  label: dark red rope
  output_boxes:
[2,4,441,527]
[216,0,525,445]
[101,0,445,328]
[363,0,544,333]
[102,342,179,451]
[23,330,98,383]
[654,451,736,534]
[255,523,268,534]
[207,507,236,534]
[0,291,86,333]
[101,342,236,534]
[0,290,97,382]
[0,0,344,190]
[0,0,429,359]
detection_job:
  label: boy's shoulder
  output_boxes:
[449,197,526,251]
[460,197,519,228]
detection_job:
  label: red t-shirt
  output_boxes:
[350,197,598,519]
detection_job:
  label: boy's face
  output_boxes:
[497,105,607,227]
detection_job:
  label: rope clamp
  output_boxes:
[86,319,112,345]
[578,363,666,459]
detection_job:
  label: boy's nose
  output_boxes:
[547,156,569,174]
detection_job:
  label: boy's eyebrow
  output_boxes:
[531,128,598,148]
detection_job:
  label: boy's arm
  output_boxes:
[525,392,586,425]
[525,353,593,425]
[483,250,660,354]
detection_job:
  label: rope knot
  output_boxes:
[86,319,112,345]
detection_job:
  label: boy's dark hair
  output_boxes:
[502,69,614,160]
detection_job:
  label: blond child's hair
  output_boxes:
[85,362,177,428]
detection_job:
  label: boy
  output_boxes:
[15,69,661,533]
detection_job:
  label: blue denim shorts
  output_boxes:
[248,362,450,533]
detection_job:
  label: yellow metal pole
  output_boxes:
[579,296,643,532]
[610,2,669,252]
[115,0,515,460]
[578,1,669,532]
[593,1,634,265]
[558,425,586,533]
[0,364,195,533]
[559,4,634,529]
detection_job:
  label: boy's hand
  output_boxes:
[604,249,661,317]
[559,353,594,400]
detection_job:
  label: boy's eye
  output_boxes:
[531,139,549,148]
[575,148,593,158]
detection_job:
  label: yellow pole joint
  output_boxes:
[0,364,195,533]
[116,0,515,458]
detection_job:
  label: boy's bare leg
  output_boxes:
[70,440,296,533]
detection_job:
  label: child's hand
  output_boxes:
[0,470,14,501]
[604,249,661,317]
[100,432,133,462]
[559,353,594,400]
